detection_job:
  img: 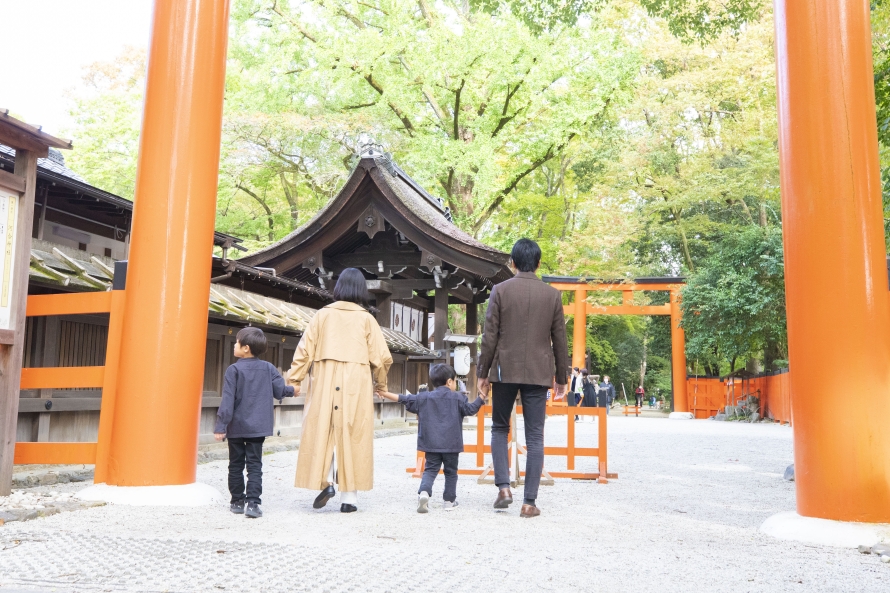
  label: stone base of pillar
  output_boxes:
[76,483,224,507]
[668,412,694,420]
[760,511,890,548]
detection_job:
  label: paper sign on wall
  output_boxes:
[0,189,18,330]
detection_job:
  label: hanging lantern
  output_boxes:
[454,344,472,376]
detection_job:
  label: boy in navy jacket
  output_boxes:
[214,327,294,518]
[378,364,484,513]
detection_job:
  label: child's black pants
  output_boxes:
[419,452,460,502]
[227,436,265,504]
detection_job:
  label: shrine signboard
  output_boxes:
[0,187,18,330]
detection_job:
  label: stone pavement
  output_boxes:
[0,417,887,593]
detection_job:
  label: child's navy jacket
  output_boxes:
[214,358,293,438]
[399,386,485,453]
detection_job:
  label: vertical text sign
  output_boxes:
[0,188,18,329]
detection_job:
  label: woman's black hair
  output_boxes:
[510,238,542,273]
[581,368,590,385]
[333,267,371,309]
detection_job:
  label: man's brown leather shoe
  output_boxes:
[494,487,513,509]
[520,504,540,518]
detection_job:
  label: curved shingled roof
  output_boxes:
[240,155,512,285]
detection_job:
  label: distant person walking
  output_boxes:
[635,385,645,408]
[478,239,569,518]
[286,268,393,513]
[601,375,616,415]
[580,369,599,420]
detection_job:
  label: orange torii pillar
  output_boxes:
[104,0,231,486]
[774,0,890,522]
[669,289,688,413]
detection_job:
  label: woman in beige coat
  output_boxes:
[286,268,392,513]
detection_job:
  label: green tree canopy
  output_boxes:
[680,225,786,375]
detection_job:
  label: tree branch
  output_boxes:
[273,3,414,135]
[238,183,275,241]
[453,79,465,140]
[471,134,575,235]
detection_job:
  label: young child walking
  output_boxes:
[214,327,294,518]
[378,363,485,513]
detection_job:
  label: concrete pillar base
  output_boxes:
[76,483,224,507]
[760,511,890,548]
[668,412,694,420]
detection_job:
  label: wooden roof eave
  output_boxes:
[0,109,72,157]
[239,162,373,269]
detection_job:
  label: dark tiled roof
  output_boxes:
[0,144,87,183]
[28,240,436,357]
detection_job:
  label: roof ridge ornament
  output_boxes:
[358,142,398,175]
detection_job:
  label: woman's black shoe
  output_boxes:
[313,485,336,509]
[340,504,357,513]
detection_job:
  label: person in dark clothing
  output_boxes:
[601,375,616,415]
[580,369,601,422]
[477,239,570,519]
[580,369,598,408]
[214,327,294,518]
[635,385,645,408]
[379,364,484,513]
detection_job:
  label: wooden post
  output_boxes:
[466,302,478,397]
[434,287,448,359]
[106,0,231,486]
[375,292,392,328]
[93,287,127,484]
[597,407,608,484]
[0,149,38,496]
[774,0,890,522]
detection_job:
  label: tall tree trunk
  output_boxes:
[279,171,299,227]
[238,184,275,241]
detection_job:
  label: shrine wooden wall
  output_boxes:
[16,316,427,446]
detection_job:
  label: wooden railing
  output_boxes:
[14,290,125,480]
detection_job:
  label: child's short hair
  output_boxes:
[428,363,457,389]
[236,327,267,356]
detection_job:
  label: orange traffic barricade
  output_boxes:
[407,404,616,485]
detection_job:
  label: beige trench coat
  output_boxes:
[286,301,392,492]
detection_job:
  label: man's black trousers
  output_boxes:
[227,436,265,504]
[418,452,460,502]
[491,383,548,501]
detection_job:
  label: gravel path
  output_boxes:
[0,417,887,593]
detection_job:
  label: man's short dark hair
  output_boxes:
[236,327,267,356]
[510,238,542,273]
[429,363,457,389]
[333,267,371,309]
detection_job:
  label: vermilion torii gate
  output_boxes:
[4,0,888,526]
[544,277,688,413]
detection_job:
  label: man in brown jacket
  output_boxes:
[477,238,570,518]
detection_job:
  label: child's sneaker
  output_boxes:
[443,500,459,511]
[244,502,262,518]
[417,493,430,514]
[230,500,245,514]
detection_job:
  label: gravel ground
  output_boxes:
[0,416,887,593]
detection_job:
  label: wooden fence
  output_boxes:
[685,370,791,424]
